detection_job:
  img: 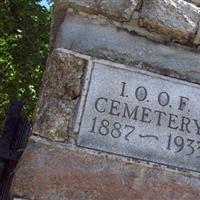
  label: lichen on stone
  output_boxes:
[32,50,87,142]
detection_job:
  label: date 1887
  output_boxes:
[89,117,135,141]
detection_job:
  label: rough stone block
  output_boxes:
[139,0,200,43]
[55,0,139,22]
[32,50,87,141]
[12,139,200,200]
[52,0,200,48]
[56,14,200,83]
[186,0,200,7]
[12,1,200,199]
[194,25,200,45]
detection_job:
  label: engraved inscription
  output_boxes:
[78,62,200,172]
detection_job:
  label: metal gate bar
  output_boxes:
[0,101,31,200]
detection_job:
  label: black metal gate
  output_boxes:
[0,101,31,200]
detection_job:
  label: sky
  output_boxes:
[40,0,50,9]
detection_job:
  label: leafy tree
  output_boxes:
[0,0,51,131]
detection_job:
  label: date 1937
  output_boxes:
[88,117,200,158]
[167,134,200,157]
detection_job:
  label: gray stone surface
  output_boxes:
[11,0,200,199]
[54,0,139,22]
[185,0,200,7]
[33,50,87,141]
[194,24,200,45]
[12,138,200,200]
[139,0,200,43]
[13,198,27,200]
[78,62,200,172]
[55,14,200,83]
[52,0,200,47]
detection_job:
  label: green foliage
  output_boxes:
[0,0,51,131]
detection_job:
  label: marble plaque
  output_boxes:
[78,62,200,172]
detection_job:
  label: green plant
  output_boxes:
[0,0,51,131]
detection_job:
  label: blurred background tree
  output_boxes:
[0,0,51,131]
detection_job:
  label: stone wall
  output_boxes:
[11,0,200,199]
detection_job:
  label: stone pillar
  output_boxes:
[11,0,200,199]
